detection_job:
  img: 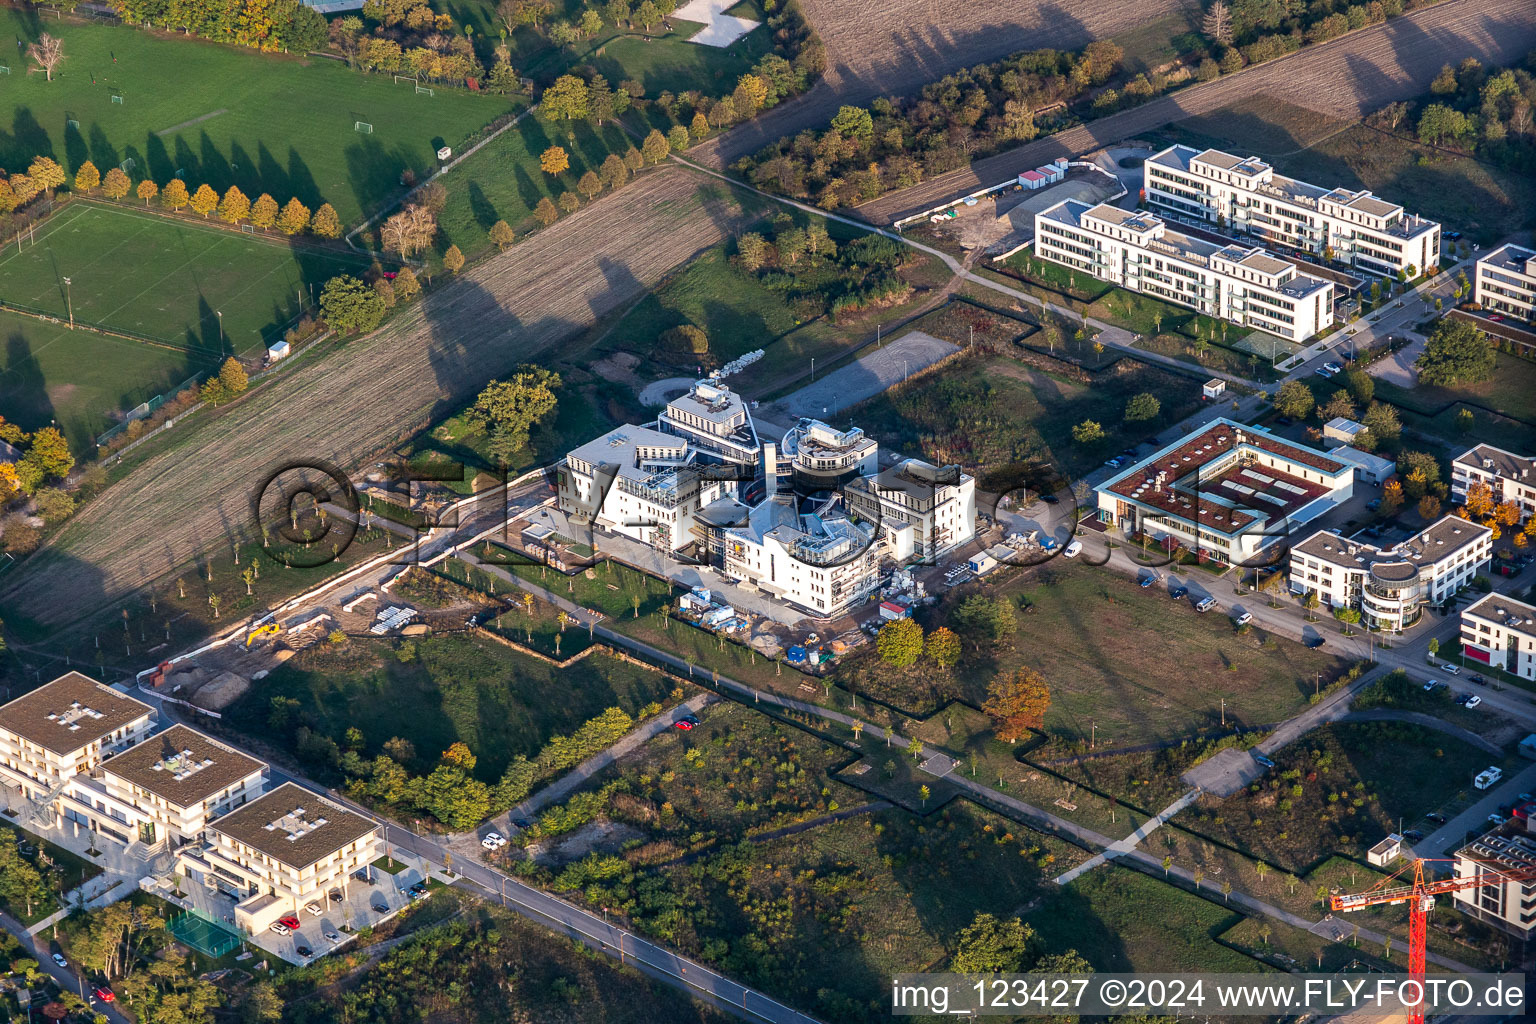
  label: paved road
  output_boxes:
[0,908,132,1024]
[1413,760,1536,861]
[852,0,1536,224]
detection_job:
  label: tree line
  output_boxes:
[1371,51,1536,178]
[107,0,328,54]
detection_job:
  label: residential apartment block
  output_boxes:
[59,724,267,850]
[1095,419,1354,564]
[1144,144,1440,277]
[559,384,977,617]
[1451,829,1536,940]
[176,781,382,935]
[1461,592,1536,682]
[1289,516,1492,630]
[0,672,156,807]
[1452,444,1536,520]
[1474,244,1536,324]
[1034,200,1335,341]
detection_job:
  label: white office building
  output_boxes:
[1451,830,1536,940]
[0,673,157,810]
[1452,444,1536,521]
[1289,516,1492,630]
[715,493,883,617]
[1474,244,1536,324]
[1143,144,1440,277]
[1461,592,1536,682]
[1034,200,1335,342]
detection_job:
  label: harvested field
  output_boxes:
[690,0,1196,168]
[2,168,747,632]
[856,0,1536,224]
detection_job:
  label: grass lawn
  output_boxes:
[510,557,676,619]
[845,351,1206,488]
[222,632,675,782]
[0,10,516,228]
[1025,866,1257,972]
[1372,351,1536,453]
[0,307,208,451]
[1163,98,1536,245]
[0,202,375,353]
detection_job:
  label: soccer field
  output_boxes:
[0,202,374,356]
[0,9,516,227]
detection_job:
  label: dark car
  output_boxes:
[1471,674,1487,685]
[295,946,313,958]
[512,818,533,830]
[1139,576,1155,588]
[1425,812,1447,825]
[1306,636,1327,649]
[328,888,343,903]
[1041,494,1060,504]
[1402,829,1424,844]
[1168,585,1187,600]
[1275,416,1293,427]
[1253,754,1276,769]
[373,901,389,914]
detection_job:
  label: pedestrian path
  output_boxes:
[1053,789,1200,885]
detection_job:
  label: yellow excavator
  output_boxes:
[245,621,282,647]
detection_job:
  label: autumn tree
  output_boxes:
[190,183,219,218]
[218,186,251,225]
[1072,419,1105,444]
[319,275,387,334]
[952,912,1040,974]
[381,204,437,258]
[599,152,629,190]
[27,157,66,198]
[311,202,342,238]
[278,197,312,235]
[250,193,280,231]
[101,167,131,200]
[558,191,580,214]
[1494,500,1522,528]
[218,357,249,397]
[577,170,603,201]
[1464,482,1496,519]
[443,244,465,274]
[540,145,570,175]
[876,617,923,667]
[540,75,590,121]
[19,427,74,491]
[394,265,421,300]
[470,366,562,461]
[1272,379,1315,420]
[136,179,159,206]
[534,196,559,226]
[925,626,961,669]
[690,110,710,139]
[642,129,669,164]
[668,124,691,151]
[982,667,1050,742]
[73,160,100,193]
[488,220,515,249]
[1380,479,1404,516]
[1418,494,1442,520]
[26,33,65,81]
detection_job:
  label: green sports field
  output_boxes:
[0,202,374,352]
[0,9,517,227]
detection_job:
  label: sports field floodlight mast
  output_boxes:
[1331,856,1536,1024]
[62,276,73,328]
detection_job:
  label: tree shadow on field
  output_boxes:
[466,181,498,231]
[87,125,120,176]
[143,133,174,185]
[256,143,292,206]
[0,333,56,434]
[1,108,54,170]
[63,120,87,177]
[172,136,200,185]
[512,162,542,211]
[287,148,321,211]
[344,135,414,224]
[198,131,232,195]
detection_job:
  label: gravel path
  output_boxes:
[6,169,748,630]
[856,0,1536,224]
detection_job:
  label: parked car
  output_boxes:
[1464,695,1482,709]
[1402,829,1424,844]
[1138,575,1155,588]
[328,888,343,903]
[51,953,68,969]
[1168,585,1187,600]
[94,989,114,1003]
[1423,679,1441,691]
[1253,753,1276,769]
[1323,361,1344,374]
[1194,596,1216,613]
[372,901,389,914]
[1471,674,1487,685]
[1489,813,1507,826]
[512,818,533,830]
[279,916,301,931]
[1063,541,1083,558]
[1306,636,1327,649]
[305,901,323,916]
[1488,313,1505,322]
[673,717,697,731]
[296,946,313,958]
[269,922,292,937]
[481,831,507,850]
[1233,611,1253,626]
[1425,812,1447,825]
[1444,664,1461,675]
[323,930,342,944]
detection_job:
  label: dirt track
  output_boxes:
[853,0,1536,224]
[5,169,746,629]
[691,0,1196,169]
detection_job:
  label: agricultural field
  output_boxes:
[222,632,675,783]
[0,9,515,227]
[522,703,1093,1022]
[845,350,1204,487]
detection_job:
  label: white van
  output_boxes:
[1475,767,1504,790]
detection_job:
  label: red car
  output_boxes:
[94,989,114,1003]
[1488,314,1505,322]
[673,719,695,731]
[278,915,302,931]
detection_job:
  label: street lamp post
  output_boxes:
[216,310,225,354]
[62,276,73,328]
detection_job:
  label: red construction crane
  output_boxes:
[1330,855,1536,1024]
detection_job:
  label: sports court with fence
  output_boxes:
[168,908,242,957]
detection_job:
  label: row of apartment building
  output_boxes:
[1031,143,1444,344]
[0,673,382,936]
[557,379,977,617]
[1474,243,1536,325]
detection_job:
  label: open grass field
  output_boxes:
[846,351,1204,486]
[1372,352,1536,453]
[0,9,515,228]
[0,202,374,352]
[0,168,748,635]
[1026,865,1256,972]
[0,307,202,450]
[224,633,675,782]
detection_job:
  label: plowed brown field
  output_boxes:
[856,0,1536,224]
[7,169,747,629]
